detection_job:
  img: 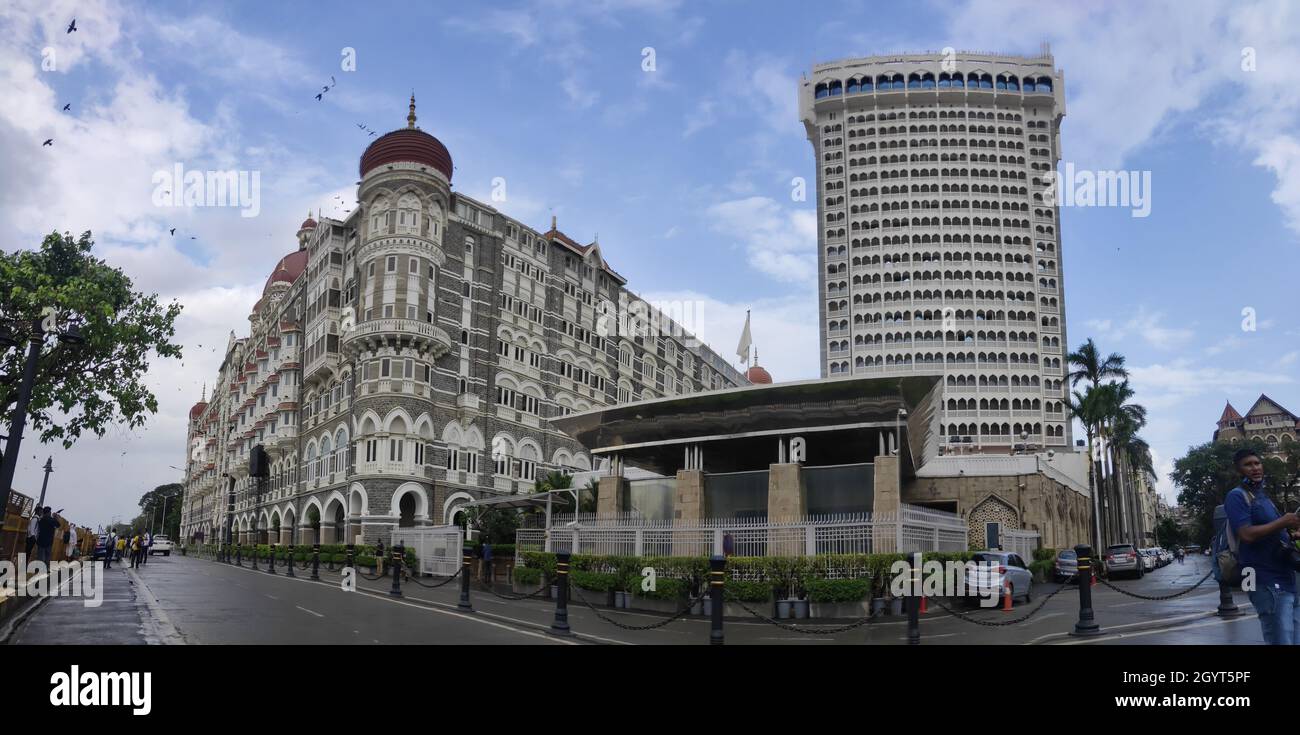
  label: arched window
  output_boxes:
[396,193,421,235]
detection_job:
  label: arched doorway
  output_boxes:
[306,505,321,545]
[399,494,416,528]
[333,505,346,545]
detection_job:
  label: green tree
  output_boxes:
[1153,516,1188,548]
[138,483,184,538]
[0,231,183,454]
[1169,439,1289,545]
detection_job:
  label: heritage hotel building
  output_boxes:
[179,98,746,547]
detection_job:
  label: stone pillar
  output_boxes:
[320,526,336,544]
[872,455,901,553]
[767,463,806,555]
[872,455,901,516]
[674,470,706,522]
[597,475,627,517]
[300,526,317,546]
[767,463,806,521]
[674,469,706,557]
[279,527,292,546]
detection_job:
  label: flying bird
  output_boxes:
[67,19,76,33]
[315,93,323,101]
[62,103,71,112]
[42,138,53,146]
[169,228,176,236]
[190,236,196,240]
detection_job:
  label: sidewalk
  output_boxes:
[9,564,151,645]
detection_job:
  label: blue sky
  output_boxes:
[1,0,1297,526]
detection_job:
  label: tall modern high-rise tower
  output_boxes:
[800,50,1072,452]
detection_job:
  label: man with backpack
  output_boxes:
[1223,448,1300,644]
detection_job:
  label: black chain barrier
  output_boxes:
[1096,568,1215,601]
[929,574,1078,628]
[405,566,463,589]
[475,578,553,601]
[569,584,705,632]
[724,590,879,635]
[357,568,388,581]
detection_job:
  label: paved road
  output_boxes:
[8,553,1259,645]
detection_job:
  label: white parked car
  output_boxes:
[149,535,174,556]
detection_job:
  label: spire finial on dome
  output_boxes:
[407,92,417,129]
[551,214,557,231]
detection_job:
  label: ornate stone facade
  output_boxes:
[180,100,746,547]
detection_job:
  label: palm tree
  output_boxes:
[1097,381,1147,546]
[1067,340,1130,547]
[1066,385,1107,554]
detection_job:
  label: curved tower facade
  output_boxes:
[800,51,1072,453]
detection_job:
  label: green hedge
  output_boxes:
[1029,559,1054,582]
[637,577,687,601]
[805,578,873,603]
[518,550,975,601]
[571,571,619,592]
[513,566,542,585]
[1032,547,1057,563]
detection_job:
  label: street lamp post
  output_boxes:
[36,456,53,508]
[0,317,83,517]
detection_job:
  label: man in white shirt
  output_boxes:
[25,512,39,559]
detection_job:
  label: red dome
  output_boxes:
[189,401,208,418]
[360,128,453,181]
[262,249,308,296]
[299,217,317,231]
[746,365,773,385]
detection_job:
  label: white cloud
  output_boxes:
[705,196,817,285]
[1084,308,1194,350]
[636,289,820,382]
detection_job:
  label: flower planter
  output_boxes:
[691,599,704,616]
[792,599,810,619]
[702,597,713,617]
[871,598,886,616]
[889,598,904,616]
[776,599,793,619]
[605,589,617,607]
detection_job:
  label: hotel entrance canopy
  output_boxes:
[551,375,942,477]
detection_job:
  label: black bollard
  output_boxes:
[267,543,277,574]
[709,554,725,646]
[250,542,259,571]
[1071,544,1102,636]
[458,547,473,611]
[235,543,242,567]
[285,544,295,578]
[311,543,320,580]
[1217,581,1242,617]
[550,551,571,636]
[345,543,355,573]
[907,553,921,645]
[390,543,404,597]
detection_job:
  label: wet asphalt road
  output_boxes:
[8,552,1262,645]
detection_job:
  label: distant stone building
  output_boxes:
[1213,394,1299,456]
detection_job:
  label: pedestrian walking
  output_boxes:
[115,534,126,562]
[66,525,79,561]
[482,540,494,583]
[141,531,151,565]
[104,532,113,569]
[130,534,142,569]
[35,507,58,566]
[1224,448,1300,644]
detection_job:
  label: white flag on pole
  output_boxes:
[736,310,752,364]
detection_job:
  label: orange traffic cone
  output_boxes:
[1001,581,1013,612]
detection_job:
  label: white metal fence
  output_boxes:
[515,504,967,558]
[1000,528,1041,561]
[391,525,462,576]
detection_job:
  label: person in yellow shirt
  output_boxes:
[115,535,127,562]
[130,534,143,568]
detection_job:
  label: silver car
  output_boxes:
[965,551,1034,607]
[1053,548,1079,583]
[1104,543,1144,579]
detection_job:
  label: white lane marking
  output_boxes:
[217,560,577,645]
[296,606,324,618]
[1027,610,1218,645]
[1058,612,1259,645]
[265,594,279,600]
